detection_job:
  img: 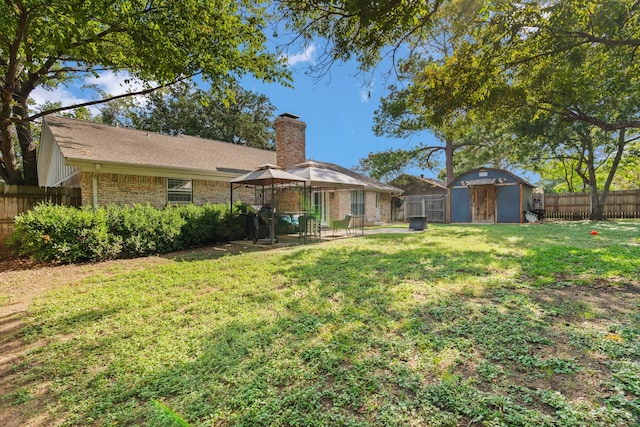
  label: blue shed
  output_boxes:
[448,168,535,223]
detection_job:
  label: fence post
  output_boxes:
[543,189,640,220]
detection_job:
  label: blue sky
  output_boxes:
[29,44,441,180]
[242,46,439,177]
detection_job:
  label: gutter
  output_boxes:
[67,160,242,182]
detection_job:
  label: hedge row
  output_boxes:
[9,203,240,263]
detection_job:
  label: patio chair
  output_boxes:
[331,214,353,235]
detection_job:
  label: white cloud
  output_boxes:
[29,71,149,116]
[286,44,316,67]
[84,71,145,95]
[30,86,89,110]
[360,79,375,103]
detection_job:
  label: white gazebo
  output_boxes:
[230,164,308,247]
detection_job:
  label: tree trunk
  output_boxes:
[0,122,24,184]
[585,134,604,220]
[578,128,628,221]
[445,137,455,185]
[589,129,628,220]
[14,101,38,186]
[588,187,605,220]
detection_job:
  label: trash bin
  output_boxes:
[409,217,427,231]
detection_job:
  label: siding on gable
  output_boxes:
[38,122,80,187]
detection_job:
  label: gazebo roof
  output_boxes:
[287,161,365,189]
[230,164,308,186]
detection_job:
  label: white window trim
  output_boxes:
[167,178,192,204]
[351,190,365,216]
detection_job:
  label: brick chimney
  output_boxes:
[275,113,306,170]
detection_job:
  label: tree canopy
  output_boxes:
[100,81,277,150]
[1,0,289,185]
[276,0,442,74]
[282,0,640,219]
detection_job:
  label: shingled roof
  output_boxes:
[301,160,401,193]
[39,116,401,196]
[42,116,276,177]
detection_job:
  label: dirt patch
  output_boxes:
[0,241,269,426]
[518,281,640,404]
[0,256,176,426]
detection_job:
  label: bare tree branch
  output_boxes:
[25,73,200,122]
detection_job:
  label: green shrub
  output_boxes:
[9,203,121,263]
[177,203,228,247]
[107,204,186,257]
[9,202,235,263]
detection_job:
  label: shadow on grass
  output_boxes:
[9,223,640,426]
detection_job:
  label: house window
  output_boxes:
[351,190,365,215]
[313,191,328,225]
[167,178,192,203]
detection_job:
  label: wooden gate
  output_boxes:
[471,185,496,223]
[396,194,447,223]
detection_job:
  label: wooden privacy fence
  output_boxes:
[1,185,81,252]
[544,189,640,220]
[394,194,448,223]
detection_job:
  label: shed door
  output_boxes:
[471,185,496,223]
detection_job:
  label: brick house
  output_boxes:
[38,113,400,225]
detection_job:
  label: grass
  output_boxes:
[2,221,640,426]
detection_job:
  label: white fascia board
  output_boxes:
[49,170,82,187]
[67,160,242,181]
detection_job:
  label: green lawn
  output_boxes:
[3,221,640,426]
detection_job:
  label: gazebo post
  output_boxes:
[228,164,308,249]
[229,183,234,240]
[270,181,275,249]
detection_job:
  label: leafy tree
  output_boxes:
[496,1,640,219]
[116,81,277,149]
[363,12,519,184]
[0,0,288,185]
[276,0,441,74]
[355,147,429,183]
[283,0,640,219]
[95,93,138,128]
[611,139,640,190]
[371,83,518,184]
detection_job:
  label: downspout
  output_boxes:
[92,163,101,209]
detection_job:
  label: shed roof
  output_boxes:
[449,168,535,188]
[390,174,447,194]
[462,178,499,186]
